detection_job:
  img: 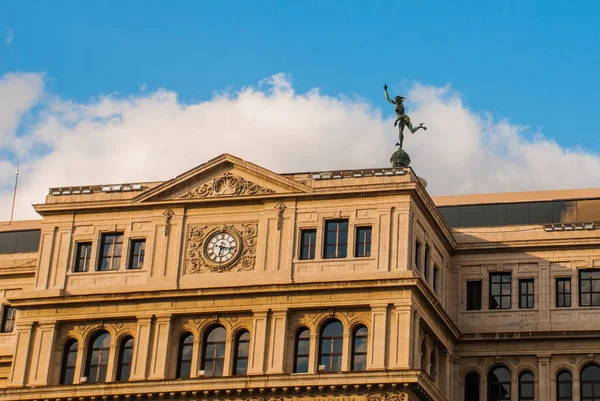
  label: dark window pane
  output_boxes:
[519,279,534,308]
[467,281,482,310]
[233,331,250,376]
[490,273,511,310]
[438,207,459,228]
[488,366,511,401]
[319,320,343,372]
[459,205,482,227]
[351,325,368,371]
[97,232,124,271]
[116,337,134,381]
[415,241,421,270]
[529,202,553,224]
[202,326,226,377]
[0,305,16,333]
[128,239,146,269]
[0,230,41,254]
[465,372,480,401]
[60,340,78,385]
[85,331,111,383]
[74,242,92,272]
[482,204,505,227]
[176,333,193,378]
[505,203,529,225]
[299,229,316,260]
[580,270,600,307]
[355,227,372,257]
[323,220,348,259]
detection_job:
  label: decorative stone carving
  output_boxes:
[569,356,577,365]
[186,223,259,274]
[477,358,484,367]
[275,203,286,231]
[367,394,385,401]
[163,209,174,236]
[178,173,275,199]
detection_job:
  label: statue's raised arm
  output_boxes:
[383,83,396,105]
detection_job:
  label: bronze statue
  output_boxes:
[384,83,426,149]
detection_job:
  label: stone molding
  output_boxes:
[178,173,275,199]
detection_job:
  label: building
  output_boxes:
[0,153,599,401]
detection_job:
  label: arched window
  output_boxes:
[201,325,226,377]
[60,339,78,385]
[233,330,250,376]
[176,332,193,378]
[557,370,572,401]
[430,349,437,382]
[319,320,343,372]
[581,364,600,401]
[294,327,310,373]
[351,325,368,371]
[488,365,511,401]
[85,331,110,383]
[464,372,480,401]
[116,336,134,382]
[519,371,534,401]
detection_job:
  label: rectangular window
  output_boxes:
[128,239,146,269]
[355,226,372,257]
[299,229,316,260]
[433,265,439,292]
[97,232,124,271]
[424,245,430,279]
[556,278,571,307]
[466,281,482,310]
[73,242,92,272]
[323,220,348,259]
[519,279,534,308]
[489,272,511,310]
[415,240,421,270]
[0,305,16,333]
[579,269,600,306]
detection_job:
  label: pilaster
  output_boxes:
[8,321,35,386]
[247,309,268,375]
[28,322,58,386]
[538,354,551,401]
[130,315,153,381]
[266,309,288,374]
[367,303,388,370]
[148,315,172,380]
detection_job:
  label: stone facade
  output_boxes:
[0,154,598,401]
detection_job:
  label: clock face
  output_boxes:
[205,231,240,264]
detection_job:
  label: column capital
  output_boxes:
[370,303,389,312]
[270,308,289,317]
[252,309,270,316]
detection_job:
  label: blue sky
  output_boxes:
[2,1,600,150]
[2,1,600,220]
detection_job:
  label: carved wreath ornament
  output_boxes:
[178,172,275,199]
[186,223,258,273]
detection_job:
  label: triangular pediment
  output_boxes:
[134,154,312,202]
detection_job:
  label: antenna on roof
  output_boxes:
[9,160,19,224]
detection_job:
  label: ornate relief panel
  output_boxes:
[178,172,275,199]
[186,223,259,273]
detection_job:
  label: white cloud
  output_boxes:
[1,72,600,221]
[5,27,13,45]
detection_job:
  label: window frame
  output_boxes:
[580,363,600,401]
[201,325,227,377]
[487,365,511,401]
[323,220,348,259]
[556,277,572,308]
[176,332,193,379]
[0,305,16,333]
[354,226,372,258]
[96,232,124,271]
[579,269,600,307]
[73,242,92,273]
[84,331,111,384]
[489,272,512,310]
[318,319,343,372]
[127,238,146,270]
[415,240,422,271]
[350,325,368,371]
[116,336,134,382]
[232,330,250,376]
[293,327,310,373]
[299,229,317,261]
[467,280,482,311]
[518,371,534,401]
[423,245,430,280]
[556,370,572,401]
[60,339,79,385]
[519,279,534,309]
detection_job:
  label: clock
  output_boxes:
[204,230,241,265]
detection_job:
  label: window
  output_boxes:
[581,364,600,401]
[324,220,348,259]
[490,273,512,310]
[430,349,437,382]
[176,333,193,378]
[433,265,439,292]
[85,331,110,383]
[60,339,78,385]
[557,370,572,401]
[0,229,40,254]
[294,327,310,373]
[233,330,250,376]
[201,325,226,377]
[351,325,367,371]
[299,229,316,260]
[355,227,372,257]
[519,371,534,401]
[415,240,421,270]
[97,232,124,271]
[116,336,134,382]
[319,320,343,372]
[420,339,427,370]
[579,270,600,307]
[0,305,16,333]
[424,245,430,279]
[464,372,480,401]
[74,242,92,272]
[467,281,482,311]
[519,279,534,308]
[127,239,145,269]
[556,278,572,307]
[488,365,511,401]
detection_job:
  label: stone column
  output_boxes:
[266,309,288,374]
[148,315,172,380]
[248,309,268,375]
[341,326,350,372]
[368,304,388,370]
[105,339,118,381]
[538,355,551,401]
[130,315,153,380]
[308,333,317,374]
[28,322,58,385]
[8,321,35,386]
